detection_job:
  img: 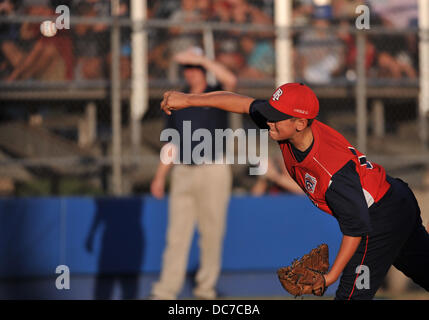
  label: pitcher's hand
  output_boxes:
[161,91,190,115]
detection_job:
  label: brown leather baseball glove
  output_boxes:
[277,244,329,297]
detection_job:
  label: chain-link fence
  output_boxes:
[0,0,428,197]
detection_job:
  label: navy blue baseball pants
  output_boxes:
[335,177,429,300]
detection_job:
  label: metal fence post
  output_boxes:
[274,0,293,86]
[356,31,367,153]
[203,27,216,86]
[419,0,429,150]
[131,0,148,153]
[111,0,122,195]
[371,99,385,139]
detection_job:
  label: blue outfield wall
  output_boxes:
[0,195,343,299]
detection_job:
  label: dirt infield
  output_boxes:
[214,289,429,300]
[374,290,429,300]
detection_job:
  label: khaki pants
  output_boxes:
[151,164,232,299]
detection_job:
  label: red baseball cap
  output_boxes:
[257,83,319,122]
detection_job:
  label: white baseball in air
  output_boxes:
[40,20,57,37]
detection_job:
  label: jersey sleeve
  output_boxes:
[249,99,270,129]
[325,160,372,237]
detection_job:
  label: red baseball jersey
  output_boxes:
[279,120,391,215]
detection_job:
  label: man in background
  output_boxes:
[150,47,237,300]
[3,2,74,82]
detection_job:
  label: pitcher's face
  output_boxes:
[267,118,311,141]
[266,119,296,141]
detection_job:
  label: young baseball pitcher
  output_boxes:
[160,83,429,300]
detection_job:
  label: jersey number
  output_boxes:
[348,147,373,169]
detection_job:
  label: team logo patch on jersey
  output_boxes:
[304,173,317,194]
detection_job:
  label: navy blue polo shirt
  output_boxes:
[165,84,228,165]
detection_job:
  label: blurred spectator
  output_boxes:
[148,41,170,79]
[212,0,272,80]
[296,6,345,84]
[195,0,213,21]
[239,35,275,79]
[336,17,376,81]
[168,0,202,53]
[150,47,236,300]
[20,0,50,8]
[256,0,274,17]
[106,0,131,80]
[212,0,272,38]
[211,0,230,22]
[119,1,131,80]
[73,0,109,80]
[107,43,131,81]
[148,0,177,19]
[167,0,203,81]
[216,39,245,75]
[118,0,129,17]
[3,3,74,82]
[147,0,171,79]
[0,0,20,79]
[332,0,365,21]
[369,14,417,80]
[292,0,314,26]
[366,0,418,80]
[2,0,420,85]
[218,0,271,25]
[367,0,418,29]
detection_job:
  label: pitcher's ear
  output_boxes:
[295,118,308,132]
